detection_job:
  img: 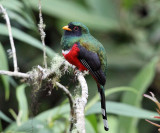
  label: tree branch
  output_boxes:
[0,70,29,78]
[0,5,18,72]
[38,0,47,68]
[74,71,88,133]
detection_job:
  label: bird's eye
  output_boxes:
[73,26,79,31]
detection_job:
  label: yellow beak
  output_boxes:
[62,25,72,31]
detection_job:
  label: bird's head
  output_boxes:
[62,22,89,37]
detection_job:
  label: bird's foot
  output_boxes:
[82,70,89,76]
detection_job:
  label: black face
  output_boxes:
[64,23,82,36]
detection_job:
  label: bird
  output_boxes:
[61,22,109,131]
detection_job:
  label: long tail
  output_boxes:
[98,85,109,131]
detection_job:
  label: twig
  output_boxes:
[0,5,18,72]
[56,82,74,110]
[38,0,47,68]
[145,119,160,128]
[74,71,88,133]
[0,70,29,78]
[56,82,75,131]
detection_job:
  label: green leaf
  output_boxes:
[7,11,33,30]
[0,111,13,123]
[0,0,23,13]
[119,57,159,133]
[6,118,65,133]
[3,122,18,133]
[86,118,96,133]
[17,119,45,133]
[107,86,137,95]
[86,0,118,20]
[36,104,70,121]
[0,24,56,57]
[29,0,119,31]
[9,109,18,121]
[7,104,70,133]
[122,0,138,9]
[0,43,9,100]
[86,115,97,132]
[86,101,158,120]
[16,84,28,122]
[51,120,66,133]
[1,0,37,31]
[5,119,45,133]
[86,86,137,111]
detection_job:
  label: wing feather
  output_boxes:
[77,43,106,85]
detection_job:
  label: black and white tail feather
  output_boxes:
[98,85,109,131]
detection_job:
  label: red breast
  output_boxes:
[62,44,87,71]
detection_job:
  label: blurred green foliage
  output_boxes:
[0,0,160,133]
[0,43,9,99]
